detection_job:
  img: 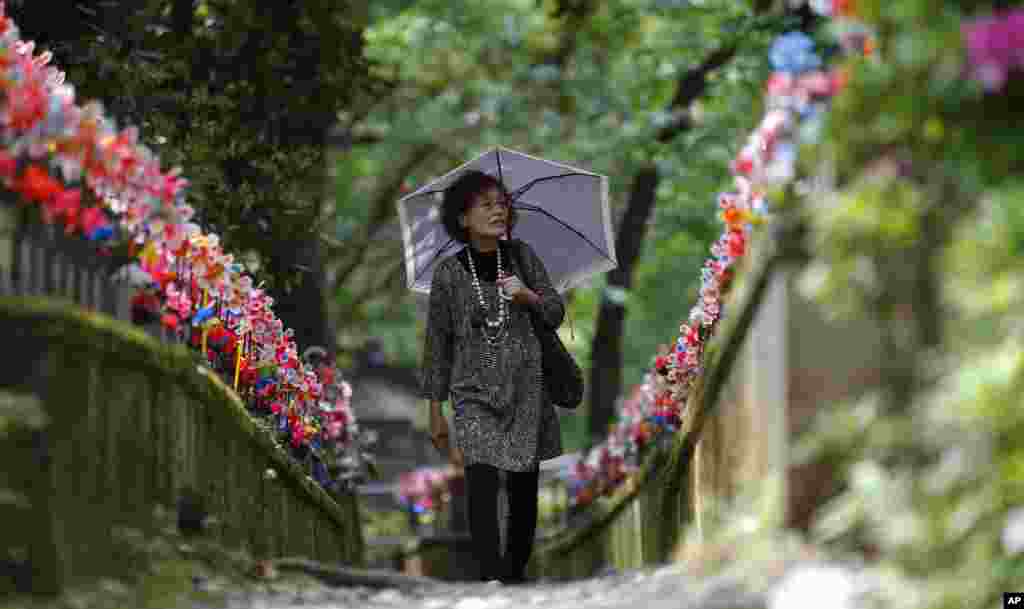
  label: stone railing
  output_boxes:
[0,297,364,594]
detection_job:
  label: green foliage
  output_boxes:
[0,390,48,435]
[12,0,374,296]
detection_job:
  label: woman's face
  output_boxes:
[460,186,510,241]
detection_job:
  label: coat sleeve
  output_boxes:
[420,262,454,401]
[518,240,565,331]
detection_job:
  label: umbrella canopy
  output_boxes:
[397,146,617,295]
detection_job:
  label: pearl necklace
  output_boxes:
[466,246,508,346]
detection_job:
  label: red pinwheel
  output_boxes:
[17,165,62,204]
[160,313,179,331]
[78,205,110,239]
[726,229,746,258]
[41,187,80,227]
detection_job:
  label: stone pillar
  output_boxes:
[61,254,73,300]
[17,236,32,295]
[689,252,791,541]
[743,267,788,529]
[42,226,56,295]
[32,236,46,295]
[72,263,84,305]
[0,203,14,295]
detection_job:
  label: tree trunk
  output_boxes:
[587,167,659,439]
[258,6,366,359]
[271,236,333,355]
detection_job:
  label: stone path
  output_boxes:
[217,561,870,609]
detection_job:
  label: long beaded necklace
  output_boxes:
[466,245,508,368]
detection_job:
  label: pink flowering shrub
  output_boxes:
[963,9,1024,92]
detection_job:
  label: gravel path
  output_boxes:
[216,561,871,609]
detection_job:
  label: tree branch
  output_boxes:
[338,256,406,317]
[327,142,438,290]
[325,112,491,291]
[656,44,738,143]
[548,0,597,70]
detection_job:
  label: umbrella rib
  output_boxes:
[405,172,593,202]
[406,188,447,198]
[512,201,614,263]
[496,149,506,193]
[412,237,459,285]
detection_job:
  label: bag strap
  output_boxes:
[507,239,531,289]
[507,240,545,332]
[508,239,574,340]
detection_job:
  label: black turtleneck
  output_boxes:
[457,245,500,282]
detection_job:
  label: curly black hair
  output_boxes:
[441,170,518,243]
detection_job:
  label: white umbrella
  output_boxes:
[397,146,617,295]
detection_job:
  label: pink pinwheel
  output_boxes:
[165,284,192,317]
[682,324,700,348]
[158,167,187,204]
[290,425,305,448]
[732,148,755,176]
[5,73,46,133]
[328,419,346,439]
[760,110,790,147]
[765,72,794,99]
[799,71,836,98]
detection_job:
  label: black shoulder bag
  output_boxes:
[510,240,584,409]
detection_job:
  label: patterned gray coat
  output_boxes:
[420,238,564,472]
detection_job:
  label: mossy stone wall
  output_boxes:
[0,297,363,595]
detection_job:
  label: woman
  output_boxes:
[421,169,564,584]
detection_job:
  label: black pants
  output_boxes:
[464,463,539,583]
